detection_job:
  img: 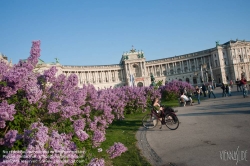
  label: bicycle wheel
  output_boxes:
[164,113,179,130]
[142,114,158,129]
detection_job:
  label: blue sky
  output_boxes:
[0,0,250,66]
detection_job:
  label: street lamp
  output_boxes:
[202,64,209,83]
[193,71,199,85]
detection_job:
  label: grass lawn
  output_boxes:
[95,99,180,166]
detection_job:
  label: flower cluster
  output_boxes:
[87,158,105,166]
[0,130,19,148]
[0,41,41,99]
[0,100,16,128]
[106,142,128,159]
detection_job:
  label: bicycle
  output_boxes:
[142,105,179,130]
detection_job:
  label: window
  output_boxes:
[177,68,181,74]
[192,66,195,71]
[214,54,216,57]
[193,77,197,84]
[224,58,227,65]
[163,70,166,76]
[239,55,244,62]
[215,60,218,67]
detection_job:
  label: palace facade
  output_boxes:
[1,40,250,89]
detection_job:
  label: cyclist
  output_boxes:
[152,97,164,123]
[152,97,177,124]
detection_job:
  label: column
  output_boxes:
[196,58,199,70]
[174,62,176,74]
[165,64,167,76]
[102,71,105,83]
[143,62,147,76]
[95,71,97,83]
[182,61,184,73]
[121,70,123,81]
[115,70,119,82]
[127,64,130,75]
[139,62,142,76]
[168,63,170,75]
[86,71,89,83]
[160,64,163,76]
[189,60,192,71]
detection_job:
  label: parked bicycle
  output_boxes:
[142,105,179,130]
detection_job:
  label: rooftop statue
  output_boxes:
[150,73,156,86]
[215,41,220,46]
[130,45,136,53]
[55,58,60,63]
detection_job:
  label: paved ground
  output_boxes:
[137,88,250,166]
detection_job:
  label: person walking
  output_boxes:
[201,83,207,97]
[225,85,231,97]
[236,78,242,92]
[241,77,248,97]
[230,80,233,89]
[221,83,226,97]
[195,86,201,104]
[208,83,216,98]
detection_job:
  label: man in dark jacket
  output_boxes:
[202,83,207,97]
[236,78,242,91]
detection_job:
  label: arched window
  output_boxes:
[137,82,143,87]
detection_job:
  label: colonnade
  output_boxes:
[146,56,212,77]
[62,69,126,85]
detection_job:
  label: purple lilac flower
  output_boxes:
[92,130,106,147]
[87,158,105,166]
[75,130,89,141]
[49,130,78,164]
[48,102,60,113]
[2,150,23,165]
[73,119,86,131]
[43,66,57,82]
[3,130,18,148]
[106,142,128,159]
[0,100,16,128]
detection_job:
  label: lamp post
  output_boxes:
[193,71,198,85]
[202,64,209,84]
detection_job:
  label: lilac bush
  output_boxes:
[0,40,161,165]
[160,80,195,100]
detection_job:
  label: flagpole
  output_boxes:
[200,65,204,83]
[210,63,213,87]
